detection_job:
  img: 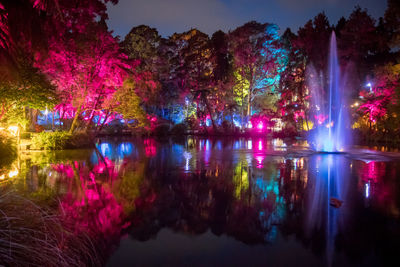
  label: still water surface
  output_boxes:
[2,137,400,266]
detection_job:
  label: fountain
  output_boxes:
[308,31,352,152]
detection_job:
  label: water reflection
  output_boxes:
[1,137,400,266]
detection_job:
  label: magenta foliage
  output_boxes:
[52,160,129,237]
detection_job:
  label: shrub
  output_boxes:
[31,131,94,150]
[31,131,72,150]
[20,132,31,139]
[0,133,16,169]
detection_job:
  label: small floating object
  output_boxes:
[330,197,343,208]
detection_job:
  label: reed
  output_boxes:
[0,188,102,266]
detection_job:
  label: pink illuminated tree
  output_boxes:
[358,63,399,136]
[38,21,131,133]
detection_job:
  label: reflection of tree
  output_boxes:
[127,159,287,245]
[45,159,131,260]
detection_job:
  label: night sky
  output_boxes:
[106,0,387,38]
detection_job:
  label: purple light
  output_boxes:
[257,122,264,130]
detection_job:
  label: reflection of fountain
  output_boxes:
[308,32,351,152]
[305,155,350,266]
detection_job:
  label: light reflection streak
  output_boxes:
[183,151,192,171]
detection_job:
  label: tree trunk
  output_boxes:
[29,109,38,132]
[247,90,252,117]
[241,89,245,128]
[96,111,109,133]
[248,79,253,117]
[84,110,95,132]
[69,106,82,134]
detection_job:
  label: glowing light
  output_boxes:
[366,82,373,93]
[99,143,112,158]
[257,122,264,130]
[7,126,19,137]
[247,122,253,129]
[325,122,334,128]
[258,139,263,151]
[205,140,211,151]
[365,183,370,198]
[255,155,265,168]
[183,151,192,171]
[247,140,252,150]
[8,168,18,178]
[0,174,5,180]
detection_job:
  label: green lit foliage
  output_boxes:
[31,131,72,150]
[113,79,149,129]
[0,55,56,128]
[30,131,93,150]
[121,25,162,113]
[122,25,161,72]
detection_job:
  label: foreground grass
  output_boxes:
[0,188,102,266]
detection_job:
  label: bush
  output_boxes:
[31,131,94,150]
[170,123,187,135]
[20,132,31,139]
[0,133,16,169]
[31,131,71,150]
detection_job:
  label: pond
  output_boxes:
[1,137,400,266]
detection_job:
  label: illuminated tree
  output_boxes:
[38,21,131,133]
[229,21,282,122]
[122,25,160,72]
[0,54,56,129]
[113,79,149,129]
[358,63,400,138]
[0,0,118,79]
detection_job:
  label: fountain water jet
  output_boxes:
[308,31,352,152]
